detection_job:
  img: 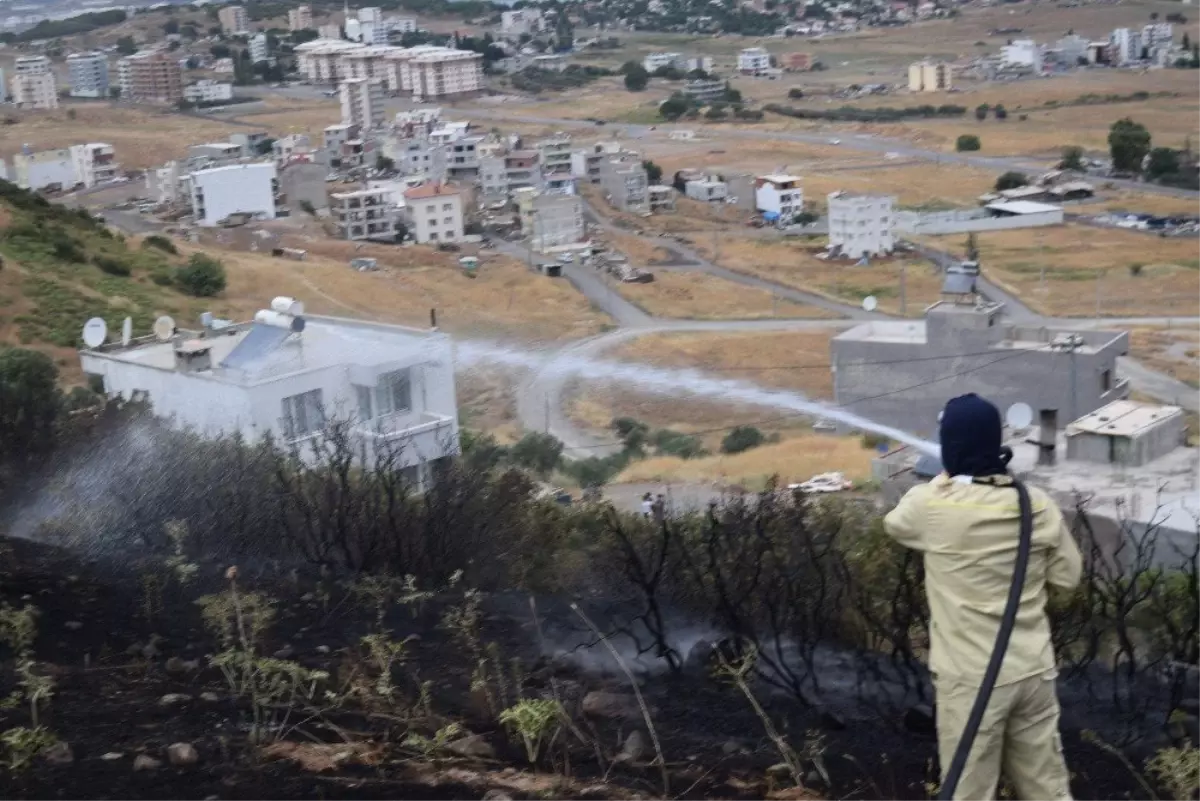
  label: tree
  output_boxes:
[1059,145,1085,170]
[1184,32,1191,50]
[254,138,275,156]
[623,67,648,91]
[618,60,641,75]
[116,35,137,55]
[659,93,689,121]
[0,347,60,464]
[163,19,179,35]
[956,134,981,152]
[174,253,227,297]
[376,154,395,171]
[672,171,688,193]
[993,104,1008,120]
[788,87,804,99]
[642,159,663,184]
[210,43,232,59]
[705,105,728,120]
[109,86,121,99]
[965,232,979,261]
[509,432,563,477]
[974,103,990,121]
[994,171,1027,191]
[721,425,764,454]
[1145,147,1181,180]
[722,81,741,103]
[1108,117,1152,173]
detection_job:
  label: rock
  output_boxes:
[100,752,124,761]
[315,645,330,655]
[766,763,793,780]
[446,734,495,759]
[482,791,513,801]
[300,593,314,602]
[167,742,199,766]
[165,657,188,675]
[581,690,642,720]
[141,642,161,660]
[618,730,647,762]
[272,645,295,660]
[804,769,828,790]
[818,709,846,731]
[125,643,144,657]
[133,754,162,772]
[64,621,83,631]
[199,692,221,703]
[683,639,713,674]
[722,738,747,757]
[42,741,74,765]
[158,693,193,709]
[1178,697,1199,716]
[904,704,936,735]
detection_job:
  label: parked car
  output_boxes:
[788,472,853,494]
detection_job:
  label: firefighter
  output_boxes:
[884,393,1082,800]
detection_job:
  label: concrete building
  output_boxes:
[599,157,649,214]
[409,49,483,100]
[685,178,727,202]
[831,300,1130,440]
[189,142,243,166]
[318,24,341,40]
[249,33,270,64]
[389,18,417,34]
[1110,28,1142,64]
[389,138,446,180]
[230,131,270,158]
[331,187,398,240]
[501,8,544,36]
[403,182,463,243]
[218,5,249,35]
[323,123,370,170]
[279,160,328,212]
[118,51,183,104]
[288,5,313,31]
[445,135,482,178]
[505,150,542,192]
[1065,400,1184,468]
[648,184,675,213]
[12,56,57,110]
[682,78,725,103]
[642,52,683,72]
[827,191,894,258]
[67,52,109,98]
[535,134,573,177]
[1141,22,1173,49]
[738,47,771,74]
[907,59,952,92]
[13,148,75,190]
[1054,34,1089,65]
[523,192,584,250]
[146,161,183,204]
[479,156,508,197]
[339,78,385,130]
[1000,39,1046,72]
[184,80,233,103]
[294,39,363,82]
[69,143,119,188]
[754,174,803,221]
[190,163,278,226]
[79,303,461,482]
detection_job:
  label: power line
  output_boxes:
[692,347,1034,373]
[560,343,1052,453]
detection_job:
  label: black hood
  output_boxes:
[938,393,1006,477]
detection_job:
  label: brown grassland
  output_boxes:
[612,269,843,319]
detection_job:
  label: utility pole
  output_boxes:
[900,260,907,316]
[1095,269,1102,318]
[544,397,550,434]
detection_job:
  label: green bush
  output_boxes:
[92,254,131,277]
[860,432,889,450]
[650,428,706,459]
[509,431,563,477]
[562,451,629,487]
[956,134,981,152]
[142,235,178,255]
[173,253,226,297]
[721,425,765,455]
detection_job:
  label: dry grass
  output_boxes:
[1128,326,1200,389]
[0,104,243,169]
[689,236,943,317]
[912,225,1200,317]
[1097,191,1200,217]
[801,163,1000,208]
[230,100,344,139]
[613,270,841,320]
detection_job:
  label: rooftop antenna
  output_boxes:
[153,315,176,342]
[120,316,132,347]
[81,317,107,349]
[862,295,878,312]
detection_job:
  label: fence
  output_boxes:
[895,207,1064,234]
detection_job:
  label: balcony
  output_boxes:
[354,411,457,463]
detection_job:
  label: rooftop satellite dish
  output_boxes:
[153,315,176,342]
[121,317,132,347]
[81,317,107,349]
[1006,402,1034,430]
[862,295,878,312]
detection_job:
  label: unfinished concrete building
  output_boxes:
[1065,401,1185,467]
[831,298,1130,441]
[331,187,397,241]
[599,157,649,214]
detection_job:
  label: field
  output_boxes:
[1128,325,1200,388]
[912,224,1200,317]
[613,270,842,320]
[686,237,943,316]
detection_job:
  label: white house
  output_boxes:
[12,148,75,191]
[754,174,803,221]
[1000,39,1046,72]
[69,143,120,188]
[67,52,110,98]
[642,52,683,72]
[190,163,277,226]
[826,191,894,258]
[1109,28,1142,64]
[79,301,461,483]
[184,80,234,103]
[738,47,771,74]
[685,178,727,202]
[249,33,270,64]
[403,182,463,243]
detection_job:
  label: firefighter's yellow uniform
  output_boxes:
[885,472,1082,801]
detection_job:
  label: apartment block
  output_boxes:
[339,78,385,130]
[599,157,649,214]
[288,5,313,31]
[737,47,771,74]
[13,148,75,191]
[907,60,952,92]
[70,143,119,188]
[190,163,277,226]
[409,49,483,99]
[184,80,233,104]
[501,8,544,36]
[519,191,584,250]
[642,52,683,72]
[826,191,894,258]
[118,51,183,104]
[403,182,463,243]
[754,174,803,221]
[331,187,398,240]
[218,5,248,35]
[682,78,725,104]
[535,134,572,176]
[67,52,109,98]
[249,33,270,64]
[12,56,57,110]
[505,150,542,192]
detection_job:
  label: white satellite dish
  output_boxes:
[121,317,132,347]
[81,317,107,348]
[153,315,176,341]
[1005,402,1034,430]
[862,295,878,312]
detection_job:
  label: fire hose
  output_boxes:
[937,447,1034,801]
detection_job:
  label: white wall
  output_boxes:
[191,163,277,226]
[893,208,1063,234]
[17,152,76,190]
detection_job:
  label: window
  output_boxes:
[429,232,438,240]
[443,216,453,225]
[442,202,452,211]
[375,369,411,416]
[281,389,324,440]
[1101,368,1112,392]
[354,384,372,420]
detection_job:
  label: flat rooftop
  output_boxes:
[82,315,443,386]
[759,173,801,184]
[1068,400,1183,437]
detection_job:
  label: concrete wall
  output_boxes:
[894,208,1063,235]
[280,162,329,212]
[1066,415,1186,467]
[832,314,1130,440]
[191,163,277,226]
